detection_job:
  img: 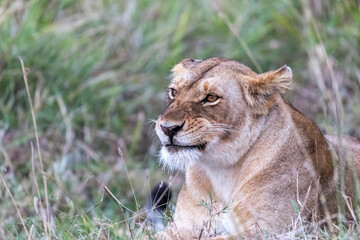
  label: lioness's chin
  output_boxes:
[159,146,202,171]
[165,143,207,152]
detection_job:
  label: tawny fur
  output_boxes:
[155,57,360,239]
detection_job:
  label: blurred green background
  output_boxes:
[0,0,359,238]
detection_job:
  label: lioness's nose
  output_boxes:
[161,123,184,141]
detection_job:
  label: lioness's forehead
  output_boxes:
[170,57,256,88]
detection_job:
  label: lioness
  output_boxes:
[154,57,360,239]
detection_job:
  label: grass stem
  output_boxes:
[19,57,51,239]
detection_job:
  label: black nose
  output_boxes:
[161,123,184,143]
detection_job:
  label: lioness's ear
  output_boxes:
[171,58,202,77]
[243,65,292,108]
[257,65,292,94]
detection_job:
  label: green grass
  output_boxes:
[0,0,359,239]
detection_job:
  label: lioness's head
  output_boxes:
[155,57,292,171]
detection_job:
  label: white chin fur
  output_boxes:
[159,146,201,172]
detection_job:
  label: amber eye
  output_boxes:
[168,88,177,99]
[202,94,219,103]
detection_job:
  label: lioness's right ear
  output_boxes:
[243,65,292,108]
[171,58,202,77]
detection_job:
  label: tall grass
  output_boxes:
[0,0,359,238]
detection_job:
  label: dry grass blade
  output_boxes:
[0,174,31,240]
[118,147,139,211]
[30,142,49,238]
[85,178,155,225]
[19,57,50,239]
[104,186,134,240]
[209,1,263,73]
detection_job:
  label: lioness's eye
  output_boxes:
[168,88,177,99]
[202,94,219,103]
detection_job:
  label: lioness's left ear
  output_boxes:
[243,65,292,108]
[257,65,292,94]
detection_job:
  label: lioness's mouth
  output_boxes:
[165,143,206,152]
